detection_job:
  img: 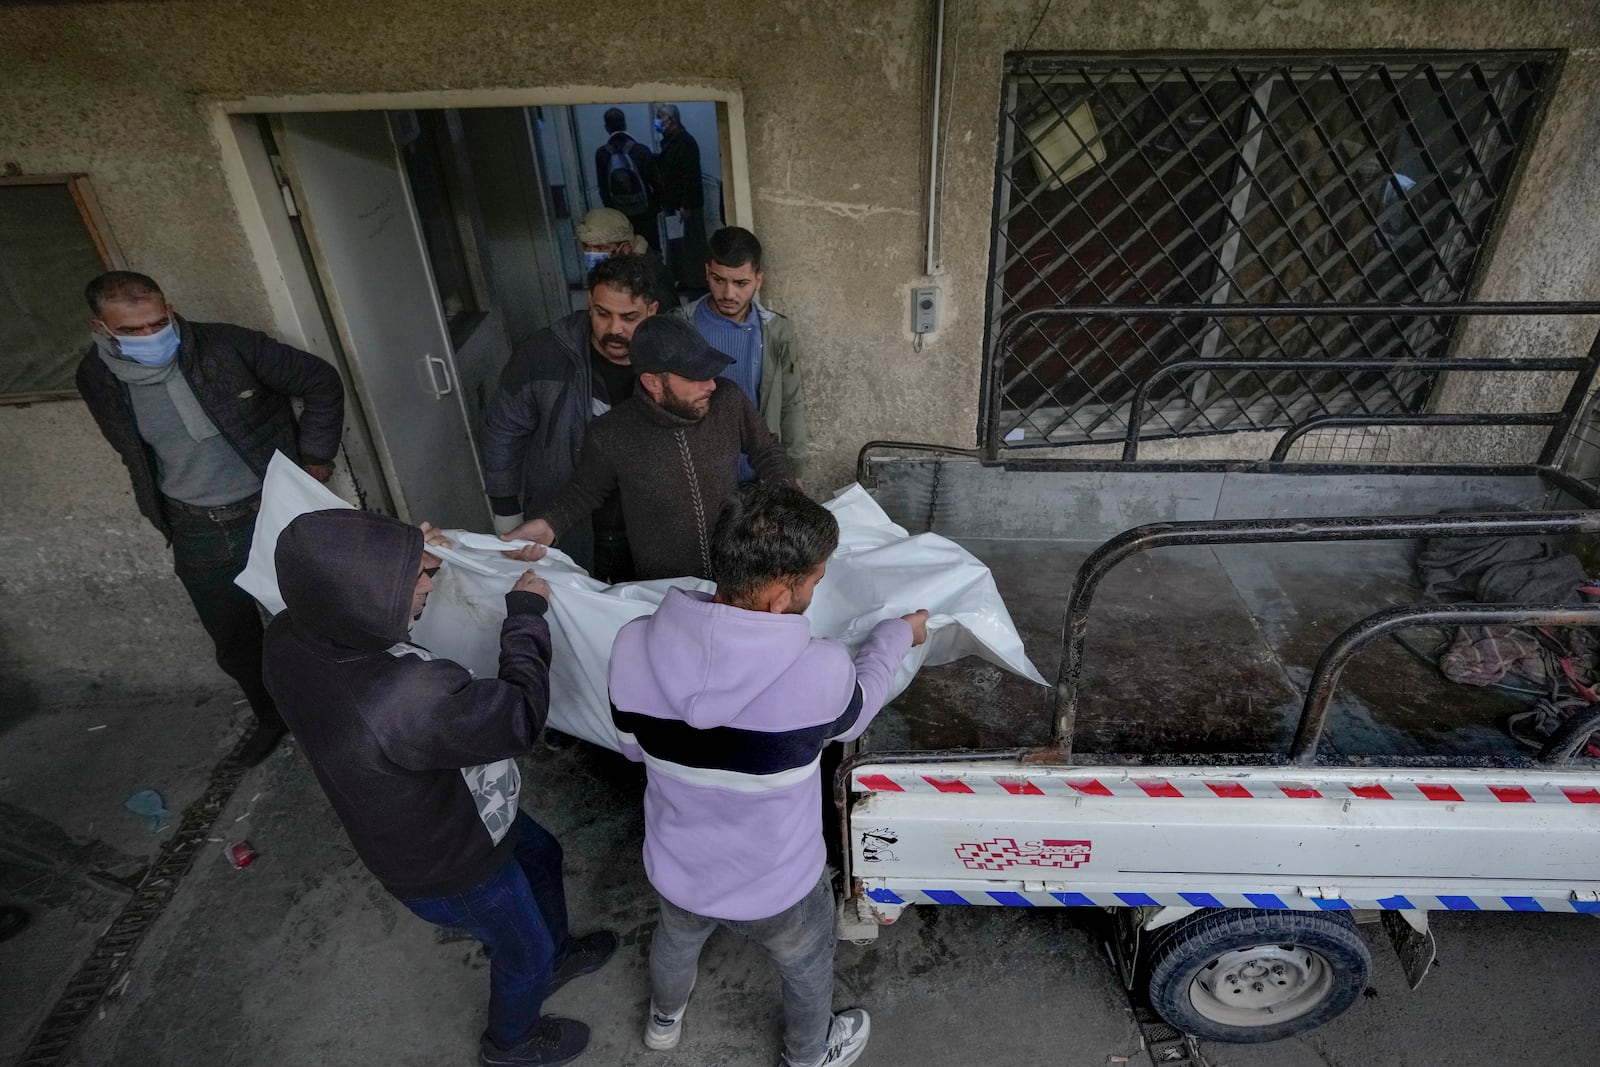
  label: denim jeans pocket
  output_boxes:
[169,514,255,576]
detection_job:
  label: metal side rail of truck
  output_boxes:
[833,302,1600,1045]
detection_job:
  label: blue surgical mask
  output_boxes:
[583,250,611,272]
[112,321,181,366]
[653,118,665,134]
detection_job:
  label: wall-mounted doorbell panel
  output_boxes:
[912,287,939,334]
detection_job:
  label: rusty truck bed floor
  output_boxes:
[866,537,1526,760]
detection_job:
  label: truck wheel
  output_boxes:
[1145,909,1370,1043]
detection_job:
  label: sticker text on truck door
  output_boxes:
[954,838,1091,871]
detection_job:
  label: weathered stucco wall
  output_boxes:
[2,0,1599,599]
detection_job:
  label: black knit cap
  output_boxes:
[628,315,733,381]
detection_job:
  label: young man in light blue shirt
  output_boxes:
[676,227,808,479]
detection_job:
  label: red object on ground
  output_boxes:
[226,841,257,869]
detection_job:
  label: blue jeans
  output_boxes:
[650,874,836,1065]
[403,811,570,1050]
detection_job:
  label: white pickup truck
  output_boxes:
[835,304,1600,1044]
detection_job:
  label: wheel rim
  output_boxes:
[1188,943,1334,1027]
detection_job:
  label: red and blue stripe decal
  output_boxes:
[864,886,1600,913]
[855,770,1600,803]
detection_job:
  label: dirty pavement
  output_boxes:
[4,639,1600,1066]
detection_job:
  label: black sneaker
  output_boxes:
[547,930,618,996]
[479,1015,590,1066]
[233,723,287,767]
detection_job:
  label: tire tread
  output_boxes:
[1144,909,1371,1044]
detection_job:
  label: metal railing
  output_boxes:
[986,53,1556,448]
[851,304,1600,778]
[1049,510,1600,760]
[1290,603,1600,763]
[985,302,1600,471]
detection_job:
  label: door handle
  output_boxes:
[423,354,454,398]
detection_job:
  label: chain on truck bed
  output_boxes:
[17,742,250,1067]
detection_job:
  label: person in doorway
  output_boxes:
[575,208,677,312]
[75,270,345,767]
[653,104,709,290]
[264,509,614,1067]
[608,484,929,1066]
[480,254,661,582]
[593,107,660,252]
[676,226,808,478]
[500,316,791,581]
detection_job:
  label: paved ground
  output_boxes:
[3,717,1598,1067]
[5,595,1600,1066]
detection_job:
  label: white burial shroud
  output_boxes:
[237,453,1046,752]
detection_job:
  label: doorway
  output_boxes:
[226,95,739,530]
[540,102,729,309]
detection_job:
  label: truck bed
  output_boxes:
[862,465,1561,761]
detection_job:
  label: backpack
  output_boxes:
[605,140,650,215]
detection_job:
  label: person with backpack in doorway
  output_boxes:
[593,107,661,253]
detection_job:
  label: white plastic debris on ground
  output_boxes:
[239,453,1046,752]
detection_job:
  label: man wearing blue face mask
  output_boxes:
[654,104,709,291]
[575,208,677,312]
[75,271,345,767]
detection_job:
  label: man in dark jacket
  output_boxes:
[502,316,792,580]
[654,104,709,289]
[76,270,344,766]
[592,107,660,252]
[264,509,615,1067]
[480,255,661,582]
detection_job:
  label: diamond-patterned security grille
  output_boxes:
[986,53,1553,450]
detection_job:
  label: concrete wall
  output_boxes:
[2,0,1599,602]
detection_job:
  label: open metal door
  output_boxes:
[272,111,488,529]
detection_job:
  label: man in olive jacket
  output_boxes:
[75,270,344,766]
[675,227,808,479]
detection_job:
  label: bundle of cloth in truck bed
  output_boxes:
[1417,531,1600,751]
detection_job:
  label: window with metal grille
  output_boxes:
[984,52,1555,451]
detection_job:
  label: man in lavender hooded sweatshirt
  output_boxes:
[608,485,928,1067]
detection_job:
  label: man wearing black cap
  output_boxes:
[501,316,791,581]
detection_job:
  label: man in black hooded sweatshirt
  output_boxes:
[264,509,612,1067]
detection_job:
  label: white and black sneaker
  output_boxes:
[644,979,694,1051]
[781,1008,871,1067]
[643,1002,685,1050]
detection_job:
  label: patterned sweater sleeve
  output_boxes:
[540,423,619,538]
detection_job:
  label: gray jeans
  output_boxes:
[650,874,836,1065]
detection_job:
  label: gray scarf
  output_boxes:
[94,326,221,442]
